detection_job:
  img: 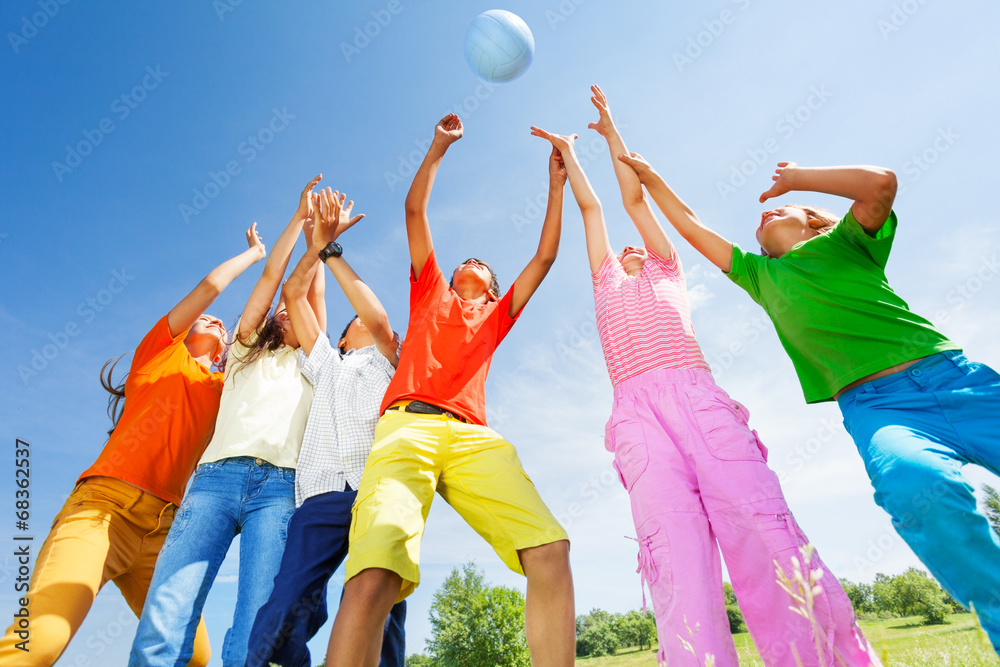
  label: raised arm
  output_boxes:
[532,126,610,275]
[302,203,328,334]
[759,162,897,233]
[238,174,321,338]
[619,152,734,272]
[588,85,673,260]
[404,113,463,277]
[167,223,266,337]
[284,190,365,356]
[313,188,398,366]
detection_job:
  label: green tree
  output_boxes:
[983,484,1000,536]
[577,620,619,656]
[839,578,876,614]
[405,654,436,666]
[723,582,745,634]
[893,568,949,625]
[426,562,529,667]
[872,572,900,615]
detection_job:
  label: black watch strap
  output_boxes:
[318,241,343,261]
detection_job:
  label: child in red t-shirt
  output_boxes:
[325,114,575,667]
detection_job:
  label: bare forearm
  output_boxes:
[784,165,895,202]
[536,179,565,263]
[603,127,644,209]
[642,170,733,271]
[404,143,447,216]
[168,246,262,336]
[285,248,320,300]
[324,257,395,358]
[203,247,264,294]
[307,256,326,331]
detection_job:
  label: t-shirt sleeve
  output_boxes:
[410,250,448,308]
[297,333,337,385]
[132,315,184,370]
[494,281,522,345]
[645,246,681,279]
[725,244,765,304]
[592,250,625,290]
[835,208,897,269]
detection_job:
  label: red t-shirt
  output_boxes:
[380,251,520,425]
[78,316,224,505]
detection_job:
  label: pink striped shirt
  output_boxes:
[592,248,711,386]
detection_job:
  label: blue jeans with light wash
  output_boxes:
[838,350,1000,652]
[128,457,296,667]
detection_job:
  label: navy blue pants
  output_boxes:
[245,489,406,667]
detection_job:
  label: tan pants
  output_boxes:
[0,476,210,666]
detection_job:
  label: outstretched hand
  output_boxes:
[311,188,365,250]
[530,126,577,155]
[617,151,654,180]
[296,174,322,220]
[434,113,464,147]
[587,84,616,137]
[759,161,799,203]
[246,222,266,260]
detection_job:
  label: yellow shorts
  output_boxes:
[344,408,568,601]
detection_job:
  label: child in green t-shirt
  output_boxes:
[616,155,1000,654]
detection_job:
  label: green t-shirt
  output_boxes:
[726,209,959,403]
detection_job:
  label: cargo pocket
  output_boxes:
[631,524,670,612]
[349,481,381,544]
[610,416,649,492]
[694,394,766,462]
[753,508,802,557]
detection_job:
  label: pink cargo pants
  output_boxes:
[607,368,880,667]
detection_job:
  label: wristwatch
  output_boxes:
[318,241,343,261]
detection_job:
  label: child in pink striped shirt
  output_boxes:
[531,87,879,667]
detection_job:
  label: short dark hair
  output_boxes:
[338,314,359,354]
[450,258,501,298]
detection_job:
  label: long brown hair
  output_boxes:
[100,354,128,437]
[229,310,286,375]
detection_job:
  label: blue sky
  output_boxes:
[2,1,1000,664]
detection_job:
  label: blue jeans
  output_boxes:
[246,490,406,667]
[838,351,1000,651]
[128,457,296,667]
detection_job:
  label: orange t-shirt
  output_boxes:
[380,251,521,426]
[78,316,224,505]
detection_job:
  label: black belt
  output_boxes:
[387,400,468,423]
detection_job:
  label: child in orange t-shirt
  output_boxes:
[0,225,265,667]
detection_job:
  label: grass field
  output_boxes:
[576,613,1000,666]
